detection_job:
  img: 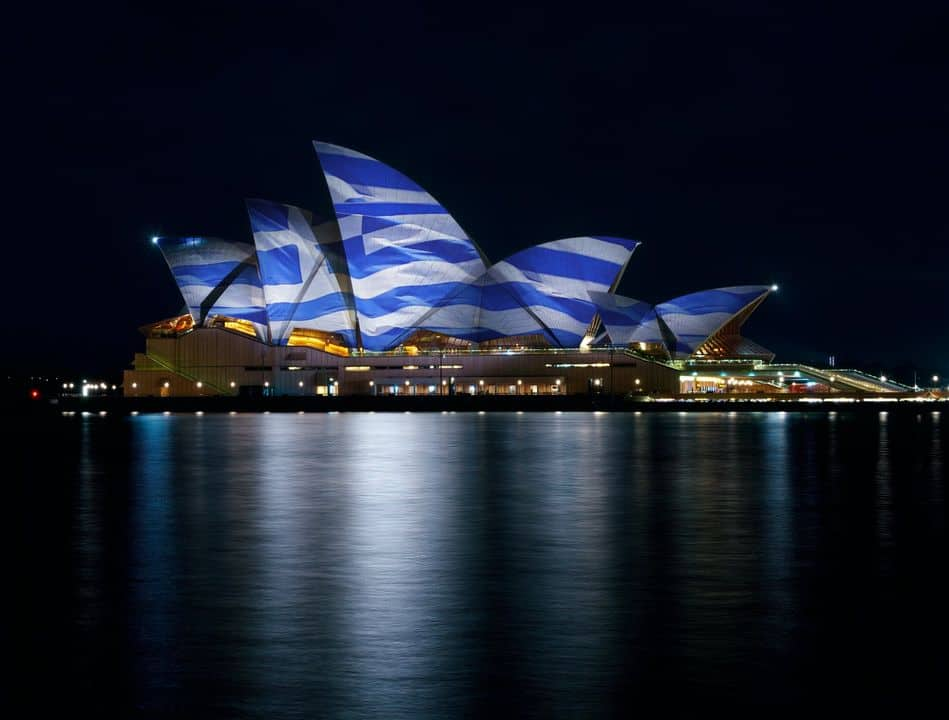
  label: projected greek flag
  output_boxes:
[588,292,666,347]
[655,286,771,357]
[479,237,640,347]
[314,141,487,350]
[155,236,269,341]
[151,143,774,360]
[246,198,358,346]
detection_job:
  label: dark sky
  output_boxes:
[6,1,948,380]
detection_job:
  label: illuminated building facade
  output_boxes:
[125,142,901,398]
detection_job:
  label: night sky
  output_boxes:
[7,1,947,381]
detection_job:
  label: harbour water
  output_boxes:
[9,410,947,716]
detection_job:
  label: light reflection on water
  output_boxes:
[14,411,949,716]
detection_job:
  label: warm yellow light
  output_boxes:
[222,318,257,337]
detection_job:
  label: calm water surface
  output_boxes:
[9,410,948,717]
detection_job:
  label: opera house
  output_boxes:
[123,142,901,399]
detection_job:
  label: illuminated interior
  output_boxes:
[287,328,350,356]
[142,314,194,337]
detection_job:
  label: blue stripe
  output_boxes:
[256,245,304,286]
[266,293,353,321]
[595,301,654,328]
[342,237,481,279]
[333,201,447,217]
[361,215,399,234]
[547,330,585,347]
[346,280,595,323]
[319,153,425,193]
[481,282,595,320]
[172,261,262,287]
[246,199,290,232]
[599,309,638,328]
[416,327,498,343]
[507,247,623,283]
[360,327,416,352]
[355,282,482,318]
[658,288,766,316]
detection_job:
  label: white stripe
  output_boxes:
[541,237,635,266]
[258,279,341,306]
[163,241,257,268]
[351,258,485,298]
[510,306,590,338]
[415,303,482,330]
[313,141,374,160]
[176,283,266,309]
[335,214,363,239]
[361,222,470,255]
[346,183,439,205]
[488,262,612,297]
[364,214,469,238]
[658,311,733,336]
[324,174,374,204]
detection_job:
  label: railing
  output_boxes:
[762,364,912,394]
[142,352,228,395]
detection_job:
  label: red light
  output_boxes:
[30,389,40,399]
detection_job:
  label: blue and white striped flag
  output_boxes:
[655,285,771,357]
[314,141,488,350]
[588,292,666,347]
[246,198,359,346]
[479,236,640,347]
[155,236,269,341]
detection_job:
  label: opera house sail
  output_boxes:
[130,142,793,398]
